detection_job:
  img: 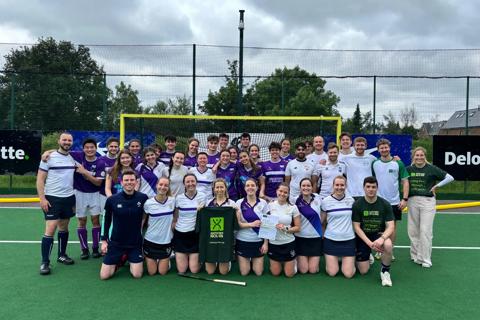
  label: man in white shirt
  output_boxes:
[37,132,77,275]
[342,137,376,198]
[307,136,328,166]
[312,143,346,199]
[285,142,316,203]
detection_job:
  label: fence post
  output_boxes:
[102,73,107,130]
[238,10,245,116]
[192,43,196,115]
[10,73,16,130]
[464,76,470,193]
[372,76,376,134]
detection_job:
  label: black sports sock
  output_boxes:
[41,235,54,263]
[57,231,69,257]
[381,263,391,273]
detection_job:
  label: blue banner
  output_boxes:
[69,130,155,156]
[323,134,412,164]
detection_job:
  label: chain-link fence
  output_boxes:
[1,43,479,196]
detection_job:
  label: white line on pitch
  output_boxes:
[0,241,479,250]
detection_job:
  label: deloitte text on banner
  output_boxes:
[0,130,41,175]
[433,135,480,180]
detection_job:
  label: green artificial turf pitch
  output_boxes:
[0,208,479,320]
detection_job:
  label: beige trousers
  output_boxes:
[407,196,436,266]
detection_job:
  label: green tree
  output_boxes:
[343,103,363,133]
[0,37,107,130]
[106,81,142,130]
[147,95,192,115]
[245,66,340,117]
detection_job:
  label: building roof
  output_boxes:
[420,121,446,135]
[443,107,480,129]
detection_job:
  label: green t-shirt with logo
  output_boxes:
[406,164,447,197]
[196,207,238,263]
[352,197,394,234]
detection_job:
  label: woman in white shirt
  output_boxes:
[321,175,356,278]
[268,183,301,277]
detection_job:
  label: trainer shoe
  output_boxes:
[57,255,75,265]
[380,271,392,287]
[91,248,101,259]
[40,263,51,275]
[374,252,382,260]
[421,263,432,268]
[369,253,375,265]
[80,249,90,260]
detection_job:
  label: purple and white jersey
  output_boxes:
[132,153,142,167]
[135,162,166,198]
[175,192,207,232]
[144,196,175,244]
[236,163,263,199]
[188,166,215,198]
[98,155,116,196]
[314,161,347,199]
[71,151,103,193]
[295,194,322,238]
[262,159,288,198]
[236,198,269,242]
[206,152,220,169]
[38,151,76,197]
[159,151,175,166]
[281,154,295,162]
[216,163,238,200]
[184,154,197,169]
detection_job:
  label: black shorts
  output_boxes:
[392,205,402,221]
[268,241,296,262]
[43,195,76,220]
[143,239,172,260]
[295,236,323,257]
[103,243,143,265]
[172,230,199,254]
[356,234,380,262]
[323,238,356,257]
[235,239,264,258]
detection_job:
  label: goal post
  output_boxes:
[119,114,342,154]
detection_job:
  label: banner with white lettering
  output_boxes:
[0,130,42,174]
[433,135,480,180]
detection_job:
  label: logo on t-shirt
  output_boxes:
[210,217,224,231]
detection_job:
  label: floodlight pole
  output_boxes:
[238,10,245,116]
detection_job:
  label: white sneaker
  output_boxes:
[421,263,431,268]
[374,252,382,260]
[369,254,375,265]
[380,271,392,287]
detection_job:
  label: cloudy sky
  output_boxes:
[1,0,479,123]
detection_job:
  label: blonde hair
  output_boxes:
[411,146,430,165]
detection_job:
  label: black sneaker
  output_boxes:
[80,249,90,260]
[91,248,101,259]
[40,263,51,275]
[57,255,75,265]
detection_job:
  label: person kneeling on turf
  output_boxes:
[352,176,394,287]
[100,170,148,280]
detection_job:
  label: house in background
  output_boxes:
[418,121,446,138]
[438,107,480,135]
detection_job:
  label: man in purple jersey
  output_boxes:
[128,139,142,166]
[260,142,287,202]
[71,138,104,259]
[159,135,177,165]
[206,134,220,168]
[218,133,229,151]
[239,132,251,152]
[98,137,119,206]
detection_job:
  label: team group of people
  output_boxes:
[36,131,454,287]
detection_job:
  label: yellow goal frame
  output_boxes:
[119,114,343,147]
